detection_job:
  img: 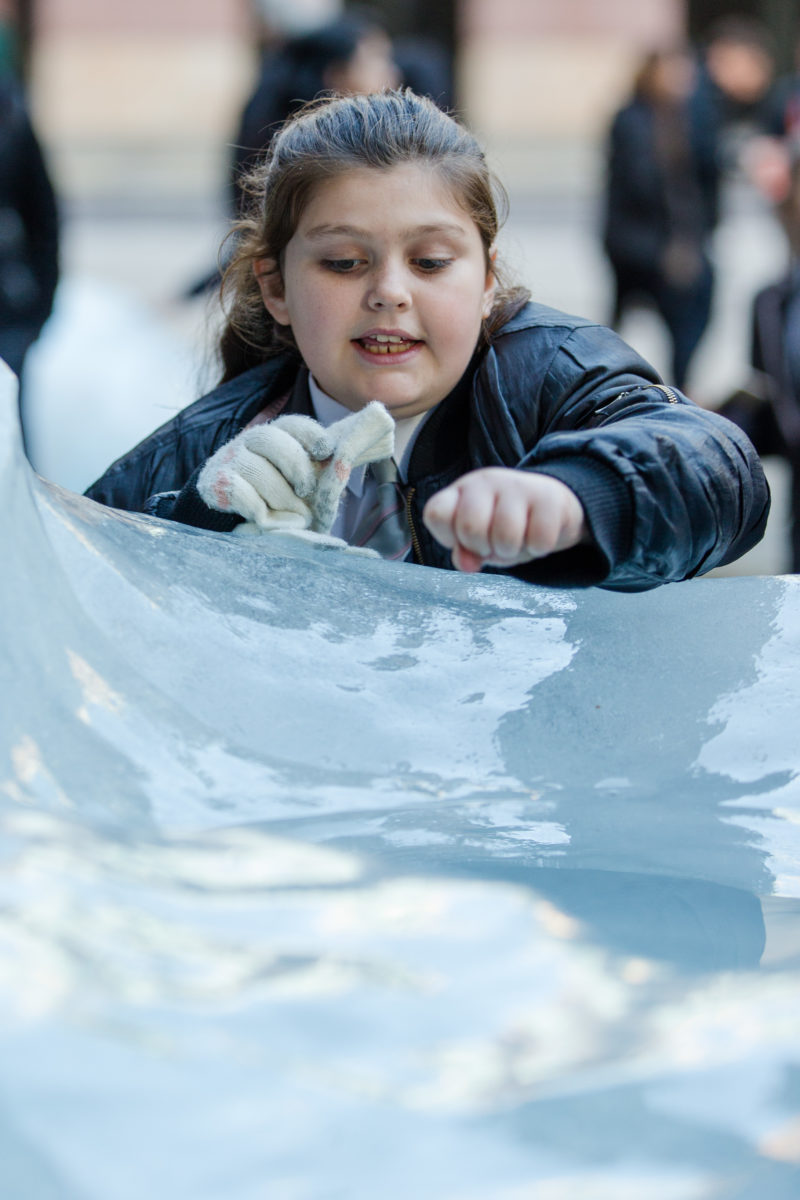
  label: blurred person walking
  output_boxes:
[232,10,453,208]
[185,8,399,298]
[691,16,778,186]
[231,9,399,214]
[758,31,800,172]
[602,47,718,390]
[720,153,800,573]
[0,75,59,454]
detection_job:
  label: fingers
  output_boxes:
[222,470,312,529]
[423,469,587,572]
[423,486,491,574]
[235,449,314,520]
[445,474,496,561]
[266,414,333,461]
[424,473,521,565]
[450,543,486,573]
[483,484,531,561]
[421,483,460,549]
[330,401,395,470]
[244,424,321,499]
[307,402,396,535]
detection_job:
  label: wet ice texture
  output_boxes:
[2,361,800,1199]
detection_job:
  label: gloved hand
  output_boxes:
[311,401,395,532]
[196,401,395,535]
[197,413,331,530]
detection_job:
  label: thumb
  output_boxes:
[328,401,395,470]
[310,403,396,535]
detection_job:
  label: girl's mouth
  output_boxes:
[356,334,421,356]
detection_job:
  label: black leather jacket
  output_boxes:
[85,301,769,591]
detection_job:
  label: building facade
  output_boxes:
[17,0,800,203]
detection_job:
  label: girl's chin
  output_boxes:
[357,392,436,418]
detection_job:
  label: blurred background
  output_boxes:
[4,0,800,573]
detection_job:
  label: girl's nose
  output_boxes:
[366,264,411,311]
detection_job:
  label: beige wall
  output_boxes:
[29,0,689,203]
[31,0,254,202]
[460,0,685,41]
[36,0,248,35]
[459,0,687,138]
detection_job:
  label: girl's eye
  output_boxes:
[321,259,364,273]
[414,258,452,272]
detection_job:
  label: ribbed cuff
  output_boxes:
[518,456,634,585]
[167,466,244,533]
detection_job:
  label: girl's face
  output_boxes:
[256,164,496,420]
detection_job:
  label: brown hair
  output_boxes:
[217,88,529,382]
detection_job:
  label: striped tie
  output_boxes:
[351,458,413,560]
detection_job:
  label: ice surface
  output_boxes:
[2,361,799,1199]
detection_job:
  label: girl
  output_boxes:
[86,90,769,591]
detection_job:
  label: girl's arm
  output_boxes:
[427,321,770,591]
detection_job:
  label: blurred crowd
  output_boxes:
[4,5,800,567]
[186,7,451,297]
[601,15,800,570]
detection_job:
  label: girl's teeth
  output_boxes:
[363,337,415,354]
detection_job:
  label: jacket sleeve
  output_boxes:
[484,324,770,592]
[148,466,243,532]
[84,359,296,518]
[85,399,254,516]
[84,429,206,514]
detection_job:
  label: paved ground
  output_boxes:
[22,159,793,576]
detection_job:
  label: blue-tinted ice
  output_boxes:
[1,361,799,1198]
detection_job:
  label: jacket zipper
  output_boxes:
[653,383,680,404]
[405,486,424,564]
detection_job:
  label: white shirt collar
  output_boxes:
[308,375,431,493]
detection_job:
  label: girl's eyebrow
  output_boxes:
[304,222,469,241]
[305,225,364,240]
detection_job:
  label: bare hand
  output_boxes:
[422,467,588,573]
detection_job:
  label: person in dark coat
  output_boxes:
[231,10,398,215]
[691,17,778,155]
[603,47,719,390]
[719,152,800,573]
[183,10,398,299]
[0,78,59,451]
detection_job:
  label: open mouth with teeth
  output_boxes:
[356,334,421,355]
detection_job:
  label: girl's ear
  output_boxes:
[482,248,498,319]
[254,258,290,326]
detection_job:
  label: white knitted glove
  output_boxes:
[197,402,395,536]
[197,414,333,530]
[310,401,395,532]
